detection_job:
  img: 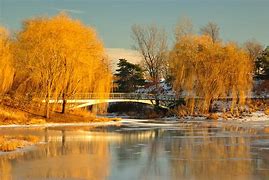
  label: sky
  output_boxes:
[1,0,269,56]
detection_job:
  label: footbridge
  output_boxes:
[49,93,177,109]
[48,93,269,109]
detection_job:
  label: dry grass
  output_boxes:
[207,113,219,120]
[69,109,95,118]
[27,118,46,125]
[0,102,120,125]
[0,105,28,125]
[0,135,39,152]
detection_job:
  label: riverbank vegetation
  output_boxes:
[0,13,113,124]
[1,13,269,123]
[0,99,119,125]
[0,135,39,152]
[129,19,268,119]
[170,35,252,114]
[13,13,111,118]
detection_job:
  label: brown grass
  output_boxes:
[0,135,39,152]
[0,101,120,125]
[69,109,95,118]
[207,113,219,120]
[0,105,28,125]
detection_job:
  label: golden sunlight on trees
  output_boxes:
[0,27,14,95]
[169,35,252,114]
[14,13,111,118]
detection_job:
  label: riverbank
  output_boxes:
[0,104,121,126]
[1,100,269,154]
[0,121,121,129]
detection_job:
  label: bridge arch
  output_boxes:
[71,99,157,109]
[47,93,175,110]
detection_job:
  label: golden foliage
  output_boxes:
[169,35,253,114]
[0,27,14,95]
[14,13,112,118]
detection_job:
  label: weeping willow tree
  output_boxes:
[14,13,112,118]
[0,27,14,96]
[169,35,252,114]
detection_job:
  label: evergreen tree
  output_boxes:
[114,59,145,92]
[256,46,269,79]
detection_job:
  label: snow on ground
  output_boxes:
[135,81,175,96]
[232,111,269,122]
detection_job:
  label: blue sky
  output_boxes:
[0,0,269,49]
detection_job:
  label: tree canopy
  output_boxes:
[255,46,269,79]
[0,27,14,95]
[14,13,111,118]
[243,39,264,77]
[169,35,252,114]
[114,59,145,92]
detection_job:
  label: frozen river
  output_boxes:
[1,119,269,180]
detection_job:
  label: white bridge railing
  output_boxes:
[49,93,269,102]
[67,93,177,101]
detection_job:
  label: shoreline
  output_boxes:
[1,114,269,155]
[0,111,268,129]
[0,121,121,129]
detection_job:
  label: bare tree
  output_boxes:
[243,39,264,76]
[200,22,220,43]
[131,24,168,86]
[174,17,193,41]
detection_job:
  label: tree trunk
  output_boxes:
[154,80,160,109]
[61,93,66,114]
[209,99,214,113]
[45,99,50,119]
[45,91,51,119]
[62,100,66,114]
[155,99,160,107]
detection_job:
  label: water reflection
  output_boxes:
[0,123,269,180]
[167,129,253,180]
[0,158,12,180]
